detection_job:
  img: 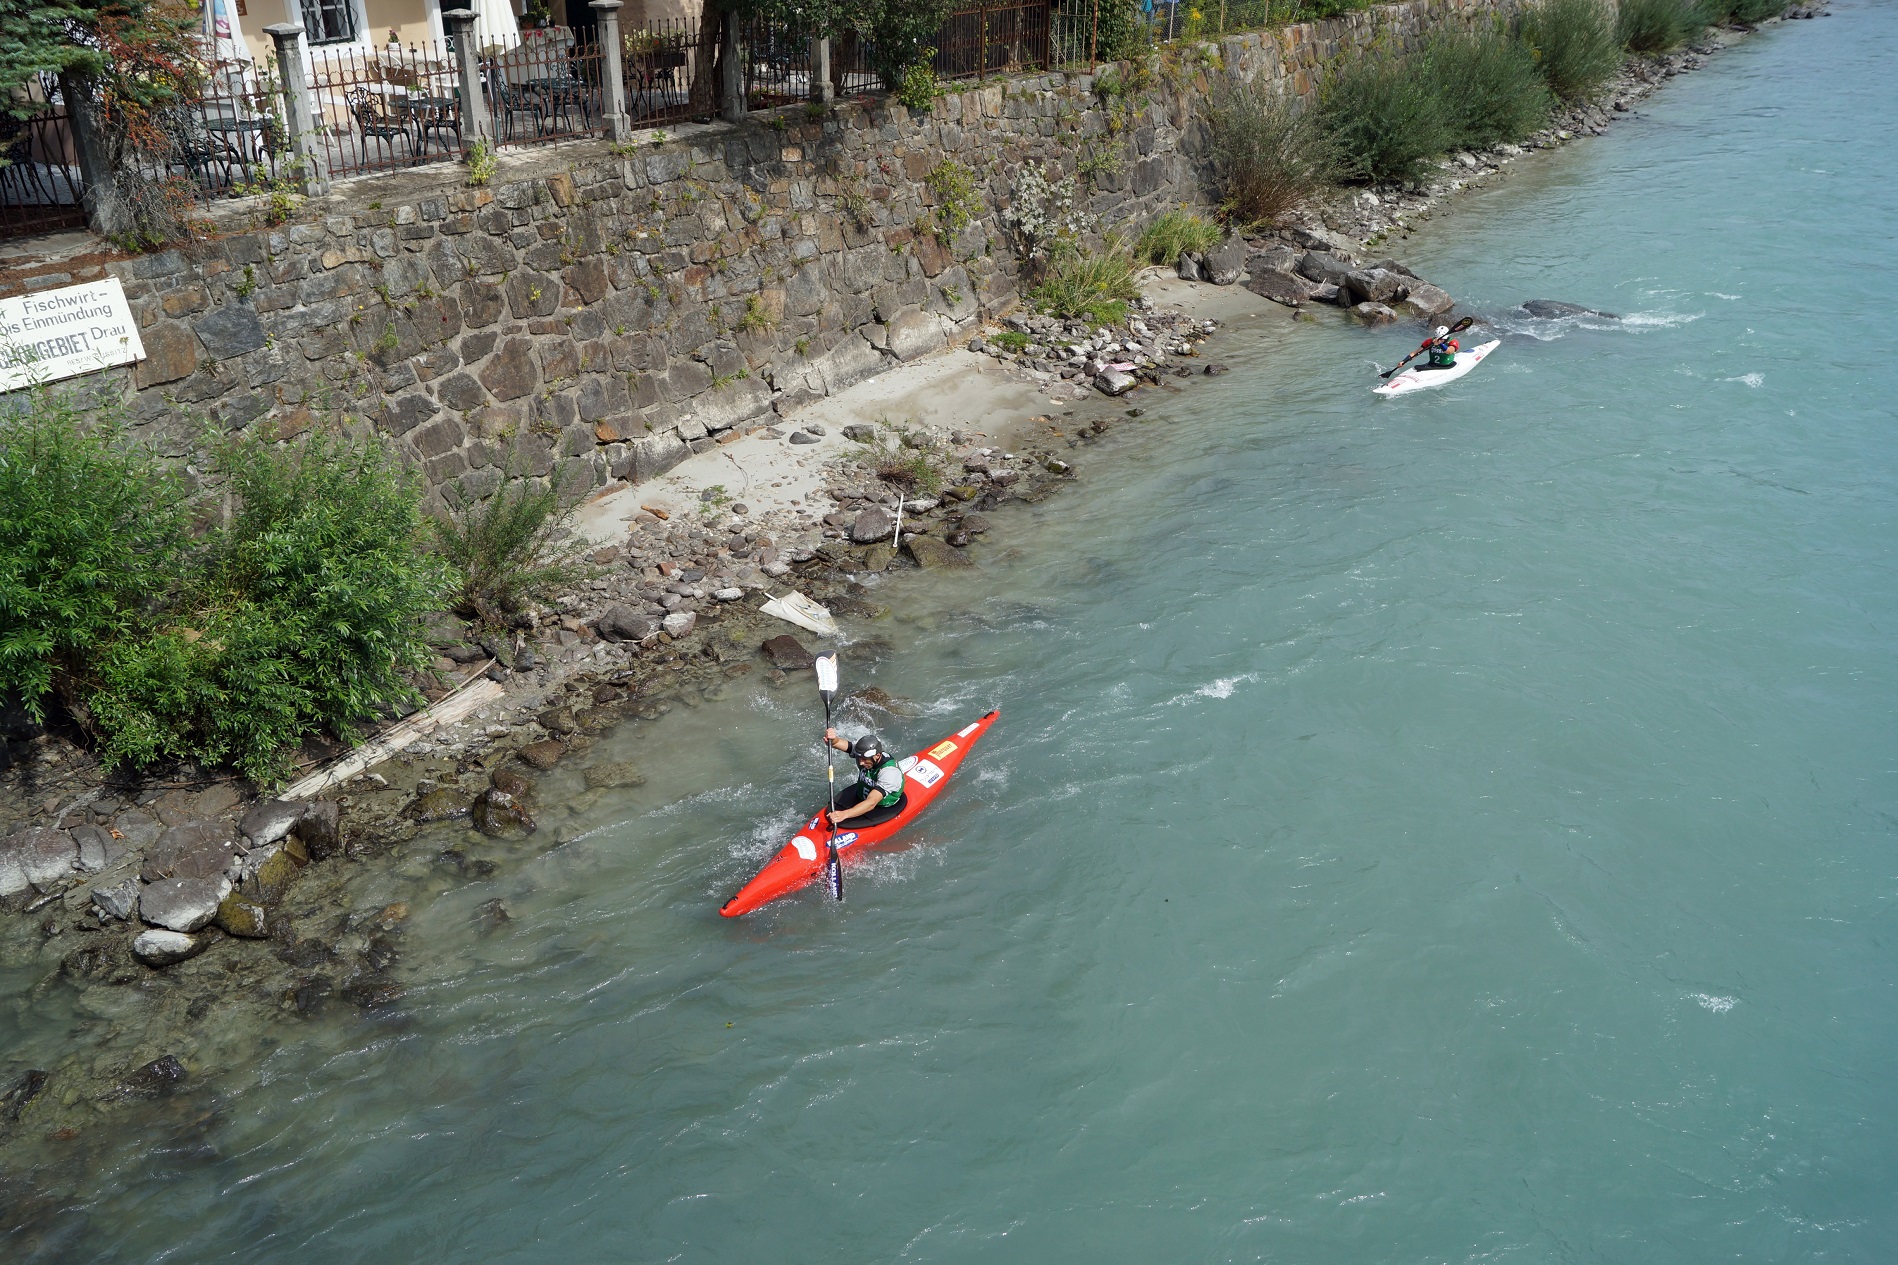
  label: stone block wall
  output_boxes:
[0,0,1511,503]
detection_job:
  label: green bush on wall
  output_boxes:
[1617,0,1707,52]
[0,391,451,785]
[1420,29,1554,150]
[1518,0,1624,102]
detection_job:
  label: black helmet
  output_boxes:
[851,736,885,761]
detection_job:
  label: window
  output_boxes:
[301,0,358,44]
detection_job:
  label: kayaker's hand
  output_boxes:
[825,727,840,745]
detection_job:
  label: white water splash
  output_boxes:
[1166,673,1258,705]
[1692,993,1737,1013]
[1726,372,1764,388]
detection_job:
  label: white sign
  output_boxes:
[0,278,146,392]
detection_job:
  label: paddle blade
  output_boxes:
[826,843,844,901]
[814,652,839,697]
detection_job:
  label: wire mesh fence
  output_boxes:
[624,20,707,126]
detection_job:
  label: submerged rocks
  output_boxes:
[472,787,536,838]
[516,740,566,770]
[906,536,973,569]
[132,929,208,968]
[114,1054,188,1099]
[406,788,472,824]
[583,761,646,790]
[1522,299,1619,319]
[1353,302,1398,327]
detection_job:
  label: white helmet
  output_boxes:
[1434,326,1450,338]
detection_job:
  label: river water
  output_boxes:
[9,6,1898,1260]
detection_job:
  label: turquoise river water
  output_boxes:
[6,5,1898,1260]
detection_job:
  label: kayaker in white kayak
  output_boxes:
[823,730,908,827]
[1416,325,1460,370]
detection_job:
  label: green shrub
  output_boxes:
[893,58,942,110]
[432,466,587,629]
[89,432,450,783]
[0,391,191,723]
[1519,0,1624,101]
[1618,0,1705,51]
[1134,210,1223,266]
[1208,79,1339,224]
[1318,52,1456,185]
[1421,29,1554,149]
[1028,235,1142,326]
[1094,0,1152,61]
[989,329,1030,353]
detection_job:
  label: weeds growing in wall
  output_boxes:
[1206,80,1340,226]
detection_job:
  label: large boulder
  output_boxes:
[239,846,303,905]
[141,821,241,883]
[1201,235,1250,286]
[1175,253,1203,282]
[70,824,112,872]
[215,890,270,938]
[1285,224,1360,258]
[850,506,895,544]
[133,928,207,969]
[240,798,305,849]
[884,309,945,362]
[1396,284,1455,319]
[1095,369,1138,396]
[0,827,77,899]
[1246,270,1316,307]
[139,876,231,933]
[1343,268,1408,306]
[293,800,342,862]
[1246,245,1300,276]
[1295,251,1355,287]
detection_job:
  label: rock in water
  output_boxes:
[240,846,303,905]
[472,788,536,838]
[516,740,566,770]
[1095,369,1138,396]
[1353,302,1398,327]
[906,537,974,569]
[132,930,207,968]
[1,1069,49,1122]
[406,789,472,823]
[491,766,536,800]
[662,611,697,638]
[1397,284,1455,319]
[761,635,816,670]
[215,890,269,938]
[1522,299,1618,319]
[584,761,646,790]
[140,877,231,933]
[1344,267,1408,305]
[475,898,512,934]
[115,1054,188,1098]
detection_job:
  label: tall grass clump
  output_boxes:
[1207,80,1340,226]
[1028,235,1142,326]
[1618,0,1705,51]
[1134,210,1223,266]
[432,467,588,629]
[1317,54,1456,185]
[1518,0,1624,101]
[1421,30,1554,148]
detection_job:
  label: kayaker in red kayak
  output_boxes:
[823,729,908,827]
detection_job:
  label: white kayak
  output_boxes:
[1373,340,1501,397]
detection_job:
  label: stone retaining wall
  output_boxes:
[0,0,1511,504]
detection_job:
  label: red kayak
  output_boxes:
[720,710,999,917]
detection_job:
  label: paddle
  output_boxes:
[1380,315,1475,379]
[815,651,844,902]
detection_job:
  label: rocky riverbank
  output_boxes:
[0,9,1808,1146]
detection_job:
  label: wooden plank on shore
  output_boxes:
[279,672,505,802]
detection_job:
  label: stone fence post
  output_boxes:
[443,9,494,148]
[810,36,833,104]
[263,24,329,194]
[591,0,632,140]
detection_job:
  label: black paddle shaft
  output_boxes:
[822,695,843,902]
[1381,315,1475,378]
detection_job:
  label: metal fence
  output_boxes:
[5,0,1350,239]
[0,75,86,239]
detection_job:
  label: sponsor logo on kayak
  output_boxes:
[906,759,944,788]
[927,740,957,760]
[834,831,858,847]
[793,837,817,860]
